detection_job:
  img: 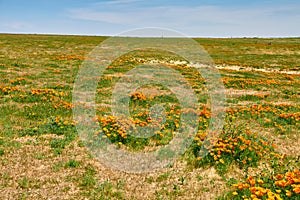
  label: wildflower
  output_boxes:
[257,179,264,185]
[255,190,263,197]
[236,183,244,190]
[285,190,292,197]
[292,184,300,194]
[271,144,277,148]
[268,191,283,200]
[213,155,218,161]
[240,145,247,150]
[248,176,256,187]
[275,180,287,187]
[275,174,284,179]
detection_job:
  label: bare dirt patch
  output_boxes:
[225,88,269,98]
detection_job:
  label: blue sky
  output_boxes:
[0,0,299,37]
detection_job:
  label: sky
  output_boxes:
[0,0,299,37]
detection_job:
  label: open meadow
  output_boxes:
[0,34,299,199]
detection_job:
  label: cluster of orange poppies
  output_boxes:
[0,85,22,95]
[194,128,280,172]
[31,88,72,109]
[226,103,300,129]
[231,169,300,199]
[130,91,147,101]
[9,77,31,85]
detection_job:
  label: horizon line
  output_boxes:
[0,32,299,39]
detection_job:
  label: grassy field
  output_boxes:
[0,34,299,199]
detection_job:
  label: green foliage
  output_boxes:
[64,159,81,168]
[190,123,279,174]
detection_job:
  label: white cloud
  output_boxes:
[67,3,300,37]
[69,8,140,24]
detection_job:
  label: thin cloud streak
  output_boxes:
[104,0,143,5]
[0,21,33,30]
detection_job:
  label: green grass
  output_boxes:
[0,34,299,199]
